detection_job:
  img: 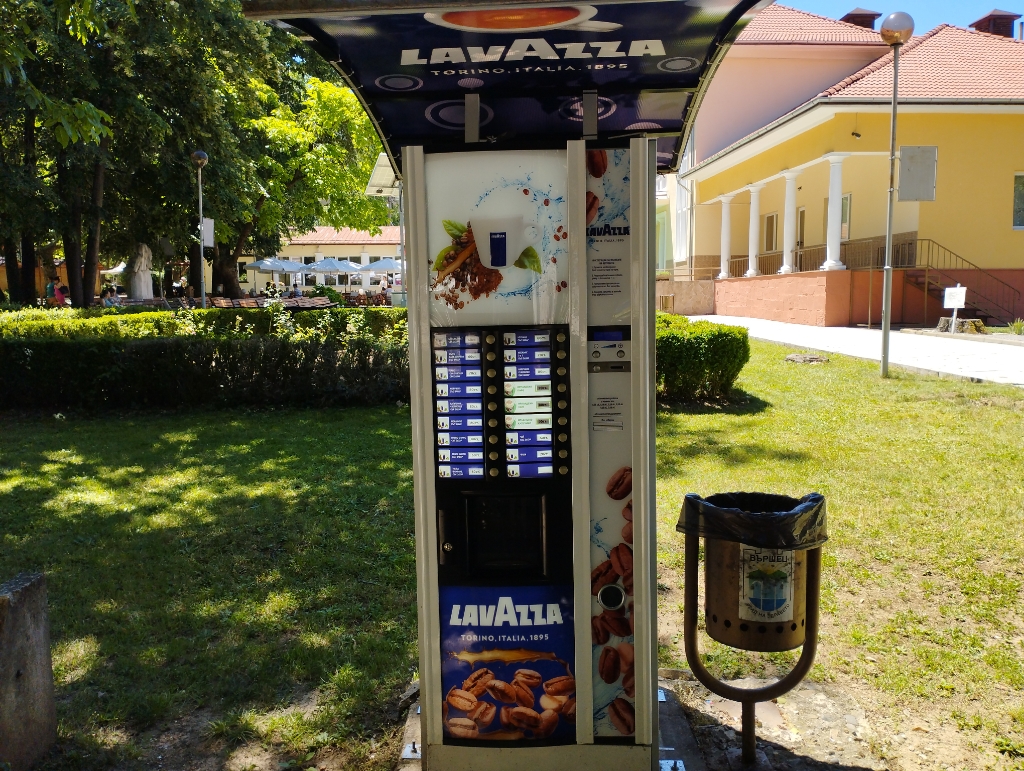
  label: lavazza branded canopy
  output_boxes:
[242,0,770,175]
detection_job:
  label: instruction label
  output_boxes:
[739,547,794,623]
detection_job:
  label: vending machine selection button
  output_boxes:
[507,447,554,462]
[434,366,482,381]
[437,432,484,446]
[434,348,480,364]
[436,399,483,414]
[438,449,484,463]
[504,397,553,414]
[505,430,554,445]
[505,364,552,380]
[503,330,551,347]
[504,348,551,363]
[440,465,484,478]
[505,415,554,430]
[504,381,551,397]
[435,382,482,397]
[438,415,483,430]
[507,463,555,478]
[433,332,481,348]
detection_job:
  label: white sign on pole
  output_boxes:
[943,285,966,309]
[898,146,937,202]
[202,218,215,248]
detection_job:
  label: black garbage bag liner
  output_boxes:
[677,492,828,550]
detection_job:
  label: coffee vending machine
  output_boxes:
[405,139,657,769]
[236,1,770,767]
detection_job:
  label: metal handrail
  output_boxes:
[703,237,1019,323]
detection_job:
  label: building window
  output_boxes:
[1014,174,1024,228]
[764,213,778,252]
[237,262,247,281]
[656,209,670,271]
[841,194,852,241]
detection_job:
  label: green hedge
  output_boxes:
[0,306,407,340]
[655,312,750,400]
[0,336,409,410]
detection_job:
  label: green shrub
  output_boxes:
[0,335,409,411]
[655,312,750,400]
[0,310,181,339]
[0,306,407,341]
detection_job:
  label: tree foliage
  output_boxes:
[0,0,390,305]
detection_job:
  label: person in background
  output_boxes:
[54,283,68,306]
[292,282,303,297]
[45,277,58,306]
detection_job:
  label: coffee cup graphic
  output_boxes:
[472,217,540,269]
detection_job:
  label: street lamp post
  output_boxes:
[191,150,209,309]
[879,12,914,377]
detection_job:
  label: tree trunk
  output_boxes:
[213,243,243,298]
[58,154,85,308]
[126,242,154,299]
[20,110,37,302]
[20,235,36,302]
[188,241,203,297]
[3,239,20,303]
[83,136,108,307]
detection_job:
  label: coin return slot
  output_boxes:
[597,583,625,611]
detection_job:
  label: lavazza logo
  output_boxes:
[401,38,666,73]
[449,596,564,627]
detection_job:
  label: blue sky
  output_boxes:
[786,1,1023,33]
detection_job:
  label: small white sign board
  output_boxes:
[202,218,215,248]
[943,286,966,309]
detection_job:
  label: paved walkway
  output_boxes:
[691,315,1024,387]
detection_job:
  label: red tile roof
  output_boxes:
[287,226,401,246]
[736,4,888,45]
[821,24,1024,100]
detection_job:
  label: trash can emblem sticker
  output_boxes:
[739,547,793,622]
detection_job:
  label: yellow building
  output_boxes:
[679,10,1024,326]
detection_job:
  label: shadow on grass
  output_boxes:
[658,389,771,417]
[0,407,417,769]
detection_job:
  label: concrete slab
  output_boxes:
[692,315,1024,386]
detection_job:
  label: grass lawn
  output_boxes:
[1,340,1022,769]
[657,341,1024,768]
[0,406,417,769]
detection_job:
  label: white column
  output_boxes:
[779,171,800,274]
[718,194,734,279]
[745,184,764,277]
[822,155,848,270]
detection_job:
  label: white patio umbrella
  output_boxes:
[306,258,361,289]
[307,258,361,273]
[100,261,127,275]
[360,257,402,272]
[246,258,303,289]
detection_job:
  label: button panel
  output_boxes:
[432,326,570,481]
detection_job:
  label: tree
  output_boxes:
[212,77,389,297]
[1,0,390,306]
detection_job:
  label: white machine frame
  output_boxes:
[405,138,658,771]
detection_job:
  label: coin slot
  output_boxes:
[597,583,625,611]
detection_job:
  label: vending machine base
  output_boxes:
[424,743,654,771]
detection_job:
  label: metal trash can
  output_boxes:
[680,492,827,653]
